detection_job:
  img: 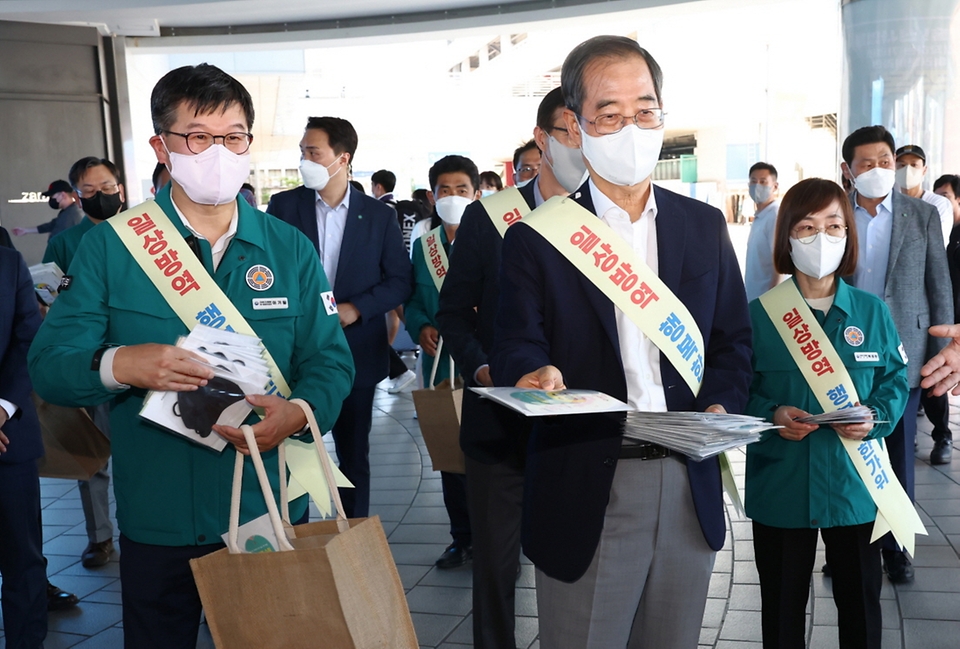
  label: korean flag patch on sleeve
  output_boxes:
[321,291,338,316]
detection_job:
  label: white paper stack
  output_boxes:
[622,411,778,460]
[793,405,886,425]
[140,325,271,451]
[28,262,63,305]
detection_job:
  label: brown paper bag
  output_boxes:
[190,400,418,649]
[412,338,465,474]
[32,393,110,480]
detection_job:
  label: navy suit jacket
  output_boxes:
[0,247,43,465]
[490,182,753,582]
[267,185,412,387]
[437,182,537,463]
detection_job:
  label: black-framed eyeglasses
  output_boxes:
[577,108,666,135]
[549,126,569,134]
[163,130,253,155]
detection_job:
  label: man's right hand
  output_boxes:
[921,324,960,395]
[0,429,8,454]
[516,365,565,390]
[419,326,440,357]
[11,227,28,236]
[112,344,215,391]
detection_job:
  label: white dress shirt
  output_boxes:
[589,180,667,413]
[922,189,952,247]
[744,201,780,302]
[316,188,350,290]
[852,191,894,299]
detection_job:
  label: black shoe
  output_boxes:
[821,563,832,578]
[47,582,79,611]
[81,538,115,568]
[931,439,953,465]
[435,543,472,569]
[882,549,915,583]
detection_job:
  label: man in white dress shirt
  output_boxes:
[743,161,782,301]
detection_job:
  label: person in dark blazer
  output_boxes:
[841,125,953,583]
[0,246,48,649]
[435,86,586,649]
[266,116,412,518]
[490,37,752,649]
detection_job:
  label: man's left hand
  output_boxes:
[705,404,726,414]
[338,302,360,328]
[213,394,308,455]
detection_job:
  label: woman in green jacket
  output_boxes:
[745,178,908,649]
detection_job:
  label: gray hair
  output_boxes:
[560,36,664,115]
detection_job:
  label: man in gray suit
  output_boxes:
[841,125,952,583]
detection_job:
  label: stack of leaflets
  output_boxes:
[621,411,778,460]
[793,405,886,425]
[28,262,63,305]
[140,325,271,451]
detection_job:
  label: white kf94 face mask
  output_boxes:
[299,157,344,191]
[435,195,473,226]
[852,167,896,199]
[789,233,846,280]
[166,143,251,207]
[544,135,588,193]
[579,125,664,187]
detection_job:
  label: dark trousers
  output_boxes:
[331,385,376,518]
[388,347,408,380]
[441,471,471,547]
[882,387,921,552]
[0,461,47,649]
[753,521,882,649]
[922,390,952,443]
[465,454,524,649]
[118,534,222,649]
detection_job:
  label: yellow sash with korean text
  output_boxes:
[759,279,925,554]
[524,196,704,396]
[108,200,351,509]
[524,196,749,511]
[421,226,450,292]
[481,187,532,238]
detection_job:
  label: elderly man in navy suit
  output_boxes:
[267,116,411,517]
[0,246,47,649]
[490,36,752,648]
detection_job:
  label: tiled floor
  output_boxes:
[3,387,960,648]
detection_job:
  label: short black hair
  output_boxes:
[479,171,503,191]
[151,63,254,135]
[305,116,358,163]
[371,169,396,193]
[934,174,960,196]
[513,139,540,172]
[561,35,663,115]
[841,125,896,165]
[349,180,365,194]
[428,155,480,193]
[68,157,121,188]
[749,162,778,180]
[536,87,566,133]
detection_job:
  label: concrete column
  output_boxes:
[842,0,960,180]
